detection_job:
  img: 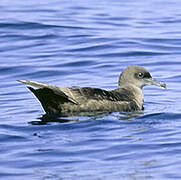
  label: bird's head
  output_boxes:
[118,65,167,89]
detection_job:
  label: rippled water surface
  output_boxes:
[1,0,181,179]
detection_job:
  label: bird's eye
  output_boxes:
[138,72,144,78]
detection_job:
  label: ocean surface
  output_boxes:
[1,0,181,179]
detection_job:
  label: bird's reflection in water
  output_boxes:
[29,114,78,125]
[29,111,143,125]
[117,111,143,120]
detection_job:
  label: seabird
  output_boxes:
[17,65,166,115]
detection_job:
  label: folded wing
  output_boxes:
[18,80,139,114]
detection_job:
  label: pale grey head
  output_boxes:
[118,65,166,89]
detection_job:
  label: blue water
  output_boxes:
[1,0,181,179]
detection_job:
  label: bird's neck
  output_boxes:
[118,83,144,110]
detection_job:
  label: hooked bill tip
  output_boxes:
[160,82,167,89]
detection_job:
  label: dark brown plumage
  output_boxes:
[17,65,166,115]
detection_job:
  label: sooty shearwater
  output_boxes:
[17,65,166,115]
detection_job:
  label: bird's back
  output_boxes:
[27,84,142,114]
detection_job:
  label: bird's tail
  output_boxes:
[17,80,49,88]
[17,80,77,114]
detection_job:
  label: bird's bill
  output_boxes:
[145,78,167,89]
